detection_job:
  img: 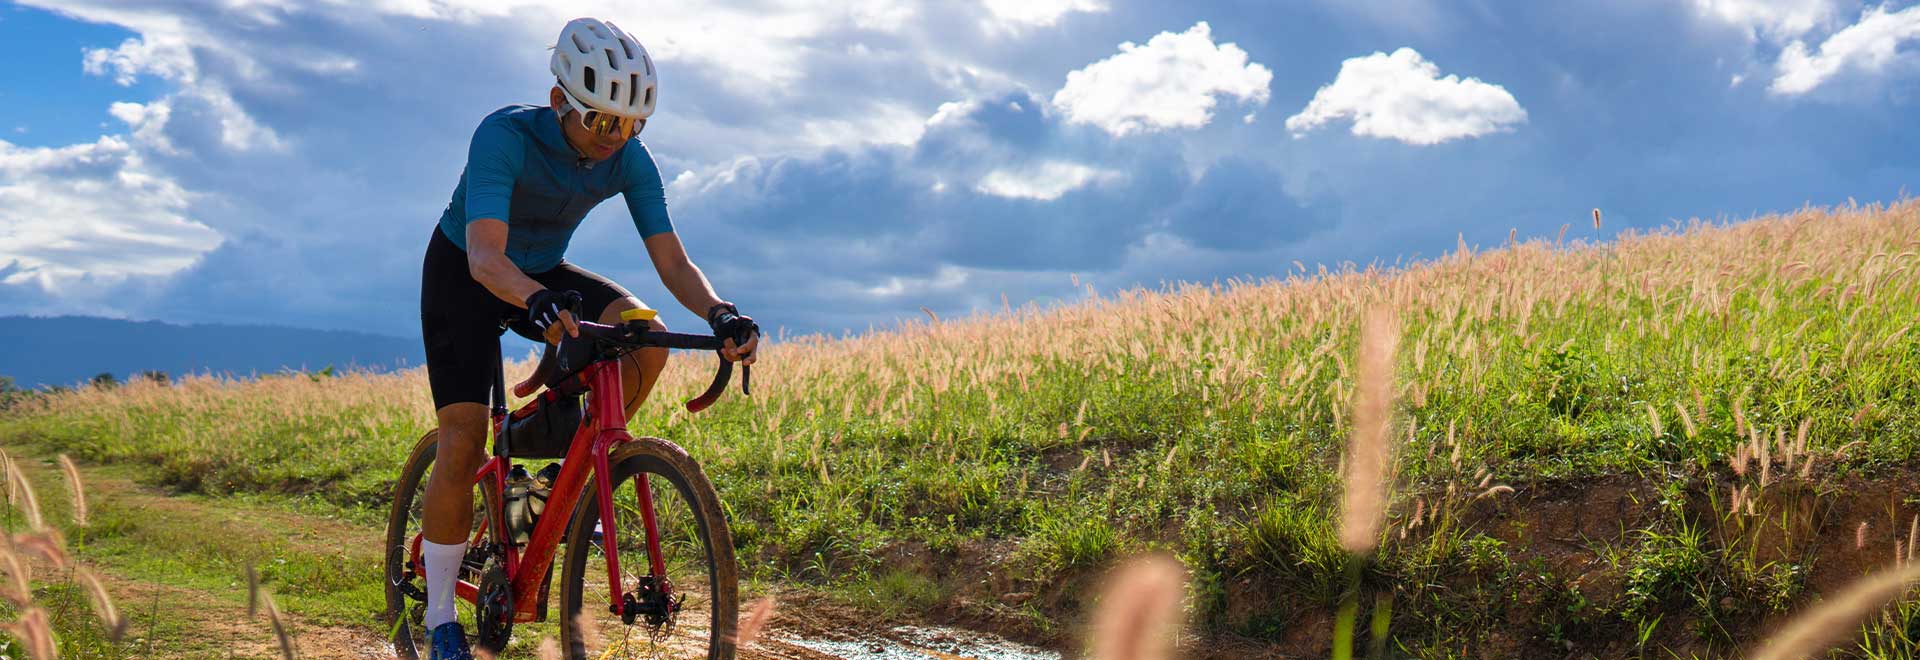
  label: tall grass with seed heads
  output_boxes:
[3,201,1920,649]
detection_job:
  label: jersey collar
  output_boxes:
[532,106,587,162]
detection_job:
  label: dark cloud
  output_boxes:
[1165,156,1335,250]
[8,0,1920,342]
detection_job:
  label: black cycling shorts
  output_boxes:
[420,227,640,409]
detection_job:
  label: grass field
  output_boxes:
[5,201,1920,656]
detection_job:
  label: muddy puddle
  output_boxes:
[778,625,1061,660]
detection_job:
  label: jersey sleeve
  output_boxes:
[622,142,675,238]
[462,115,526,226]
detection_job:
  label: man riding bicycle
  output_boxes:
[416,17,758,660]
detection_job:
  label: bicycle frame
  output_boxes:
[407,354,666,623]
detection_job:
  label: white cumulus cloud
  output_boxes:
[981,0,1107,30]
[1284,47,1526,146]
[1692,0,1843,40]
[975,161,1120,200]
[82,35,198,85]
[1769,3,1920,95]
[0,137,222,290]
[1051,22,1273,137]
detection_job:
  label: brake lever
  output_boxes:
[741,364,752,396]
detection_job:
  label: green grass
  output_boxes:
[5,201,1920,654]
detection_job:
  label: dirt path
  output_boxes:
[91,572,390,660]
[0,447,389,659]
[0,446,1058,660]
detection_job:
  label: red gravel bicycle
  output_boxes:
[385,309,748,659]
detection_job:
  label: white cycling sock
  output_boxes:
[422,538,467,629]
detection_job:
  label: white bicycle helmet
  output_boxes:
[550,18,656,119]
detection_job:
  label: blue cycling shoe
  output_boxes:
[428,621,473,660]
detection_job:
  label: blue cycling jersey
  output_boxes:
[436,105,674,274]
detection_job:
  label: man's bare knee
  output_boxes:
[638,346,667,372]
[433,403,489,472]
[597,297,645,325]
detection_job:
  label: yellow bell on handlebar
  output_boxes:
[619,307,659,323]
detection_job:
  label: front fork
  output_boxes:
[585,359,673,622]
[590,435,675,622]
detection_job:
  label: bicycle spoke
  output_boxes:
[572,464,721,659]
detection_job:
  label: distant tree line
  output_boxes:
[0,370,174,407]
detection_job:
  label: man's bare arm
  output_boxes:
[644,231,727,316]
[645,231,757,363]
[468,219,578,340]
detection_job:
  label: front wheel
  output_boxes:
[559,437,738,659]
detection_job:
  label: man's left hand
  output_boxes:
[708,303,759,366]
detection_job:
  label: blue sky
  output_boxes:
[1,0,1917,341]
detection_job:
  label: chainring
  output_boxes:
[474,558,515,653]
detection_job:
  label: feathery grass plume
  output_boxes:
[261,589,296,660]
[1645,403,1664,438]
[1088,554,1186,660]
[1749,561,1920,660]
[536,636,561,660]
[12,534,68,569]
[1592,208,1603,230]
[0,449,15,512]
[247,564,260,616]
[1909,515,1918,563]
[572,611,601,656]
[4,459,44,531]
[0,548,29,606]
[1858,521,1870,550]
[734,597,777,646]
[1340,306,1400,553]
[1851,402,1875,427]
[4,607,55,660]
[247,564,295,659]
[76,566,128,641]
[1673,401,1698,439]
[56,455,86,526]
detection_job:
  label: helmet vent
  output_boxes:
[582,66,596,92]
[629,74,641,105]
[618,37,636,60]
[643,86,653,108]
[609,80,621,105]
[643,55,653,77]
[604,48,619,71]
[571,33,590,54]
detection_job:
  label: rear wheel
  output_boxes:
[383,430,505,658]
[559,437,738,659]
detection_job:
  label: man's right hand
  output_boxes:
[526,289,583,343]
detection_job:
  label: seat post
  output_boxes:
[492,335,510,458]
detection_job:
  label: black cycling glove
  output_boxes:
[706,303,758,355]
[526,289,584,334]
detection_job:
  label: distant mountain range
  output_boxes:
[0,316,424,389]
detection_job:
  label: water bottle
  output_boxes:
[504,464,535,545]
[524,463,560,532]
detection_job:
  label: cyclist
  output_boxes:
[415,17,758,660]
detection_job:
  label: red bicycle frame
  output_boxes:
[408,356,664,623]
